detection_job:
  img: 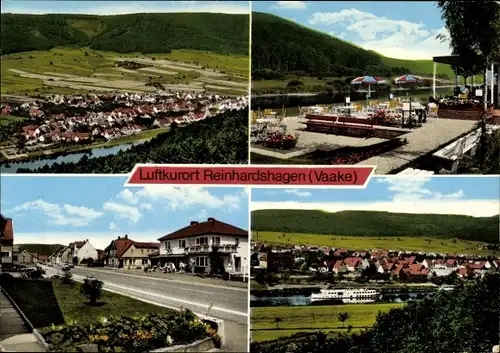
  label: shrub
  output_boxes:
[42,310,212,352]
[61,268,73,284]
[21,266,45,280]
[80,276,103,305]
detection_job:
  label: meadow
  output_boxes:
[251,303,404,342]
[1,47,249,97]
[252,232,498,257]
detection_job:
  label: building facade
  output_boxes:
[75,240,98,262]
[157,217,248,274]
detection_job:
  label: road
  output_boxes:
[47,266,249,352]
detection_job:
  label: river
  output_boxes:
[250,291,436,307]
[251,87,454,110]
[0,142,143,173]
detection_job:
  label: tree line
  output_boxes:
[1,13,249,56]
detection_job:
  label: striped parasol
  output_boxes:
[394,74,419,84]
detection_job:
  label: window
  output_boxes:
[196,256,208,267]
[196,237,208,245]
[142,259,148,265]
[1,252,9,258]
[141,249,144,254]
[235,238,240,246]
[165,242,171,250]
[179,240,186,248]
[212,237,220,245]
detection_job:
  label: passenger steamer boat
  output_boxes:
[311,287,381,304]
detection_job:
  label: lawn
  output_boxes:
[251,303,403,342]
[51,280,176,327]
[0,114,25,125]
[0,276,177,329]
[252,232,498,257]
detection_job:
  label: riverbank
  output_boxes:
[0,127,169,163]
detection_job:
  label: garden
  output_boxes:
[0,271,220,352]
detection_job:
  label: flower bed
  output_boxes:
[327,138,408,164]
[259,132,299,150]
[42,310,218,352]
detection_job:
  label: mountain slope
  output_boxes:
[251,12,454,79]
[251,209,499,243]
[0,13,249,56]
[18,243,64,256]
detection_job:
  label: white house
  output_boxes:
[157,217,248,275]
[75,240,98,262]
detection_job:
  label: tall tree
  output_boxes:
[437,0,500,106]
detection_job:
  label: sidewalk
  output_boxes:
[0,291,45,352]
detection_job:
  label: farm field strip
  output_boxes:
[252,232,497,256]
[137,67,178,75]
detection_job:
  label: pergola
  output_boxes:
[433,55,499,107]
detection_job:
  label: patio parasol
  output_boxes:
[351,76,385,98]
[394,74,419,85]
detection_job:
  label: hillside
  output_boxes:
[18,243,63,256]
[251,209,499,243]
[251,12,454,80]
[0,13,249,56]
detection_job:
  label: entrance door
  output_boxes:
[235,257,241,272]
[118,259,123,268]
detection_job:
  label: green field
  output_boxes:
[1,47,249,96]
[0,114,25,125]
[251,303,404,342]
[252,232,498,256]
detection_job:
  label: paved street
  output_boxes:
[63,266,249,352]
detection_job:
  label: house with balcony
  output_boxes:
[1,213,20,270]
[103,235,159,268]
[157,217,248,274]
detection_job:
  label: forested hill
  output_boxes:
[251,209,499,243]
[0,13,249,55]
[251,12,444,79]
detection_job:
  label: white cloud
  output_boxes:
[64,204,104,220]
[308,8,451,60]
[118,189,139,205]
[377,177,465,202]
[109,222,119,231]
[11,199,103,227]
[284,189,312,197]
[273,1,307,10]
[251,200,499,218]
[252,177,496,217]
[102,201,142,223]
[139,203,153,211]
[134,186,242,211]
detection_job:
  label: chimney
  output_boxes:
[124,234,128,239]
[190,221,198,226]
[118,236,121,239]
[207,217,215,222]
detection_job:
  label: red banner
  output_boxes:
[126,165,375,187]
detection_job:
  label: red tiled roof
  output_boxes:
[0,214,14,242]
[134,242,160,249]
[158,218,247,241]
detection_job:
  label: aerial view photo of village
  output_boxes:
[0,176,250,352]
[249,176,500,353]
[0,0,250,173]
[250,0,500,175]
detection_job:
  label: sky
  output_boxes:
[254,1,452,60]
[0,176,249,250]
[0,1,250,15]
[252,176,500,217]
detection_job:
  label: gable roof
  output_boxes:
[0,213,14,242]
[158,218,247,241]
